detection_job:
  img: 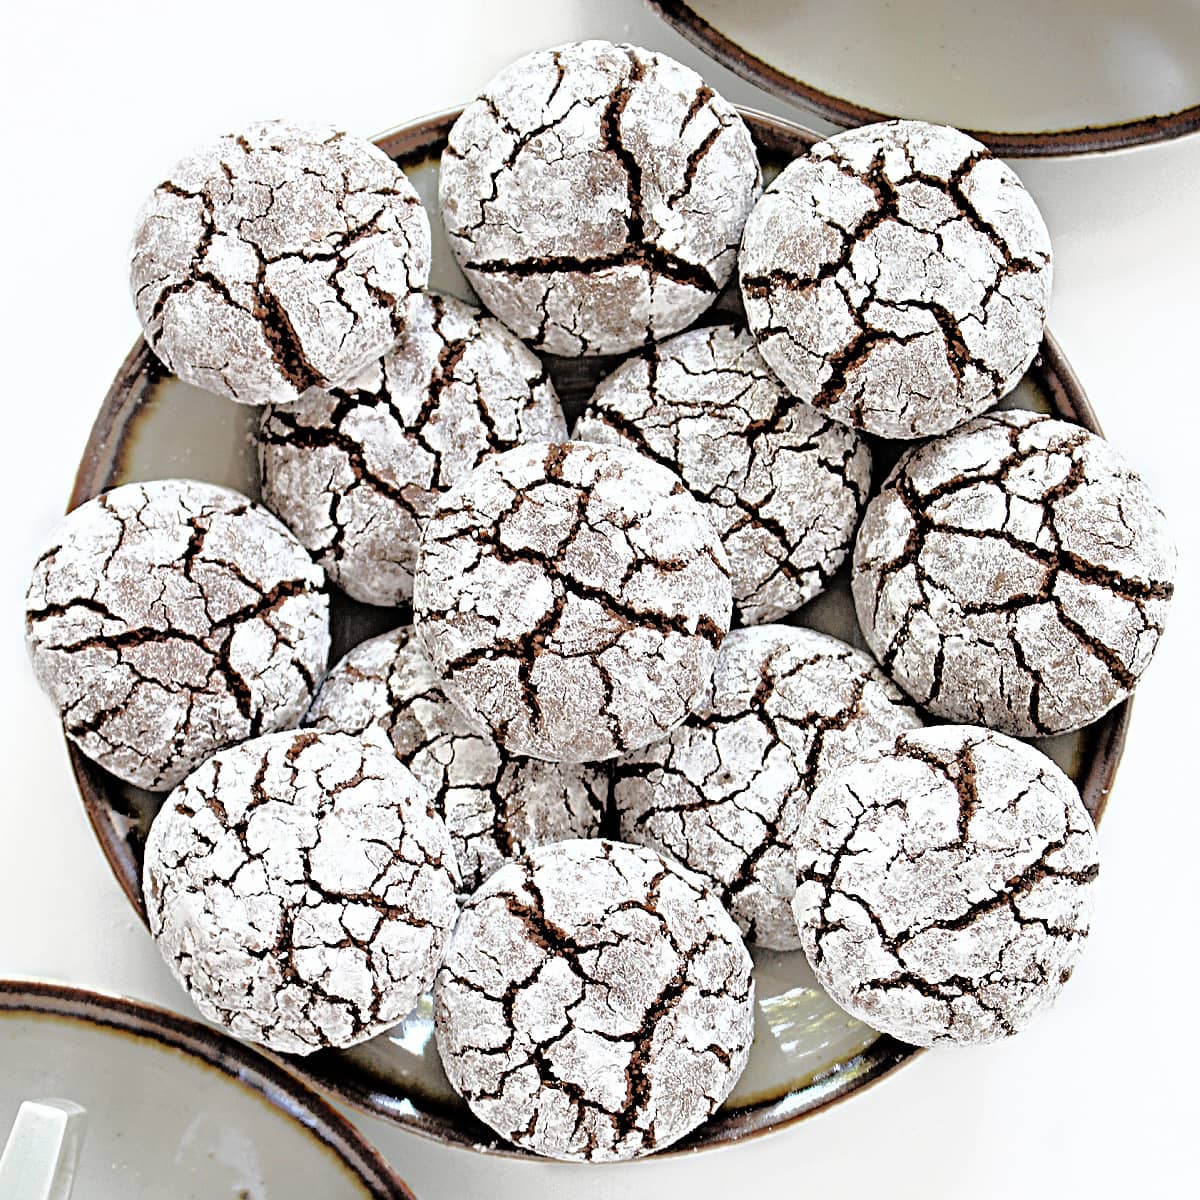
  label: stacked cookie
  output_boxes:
[25,40,1175,1162]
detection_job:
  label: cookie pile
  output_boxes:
[25,39,1175,1161]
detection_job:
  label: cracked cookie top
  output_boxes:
[574,324,872,624]
[740,120,1052,438]
[304,626,606,891]
[434,838,754,1160]
[614,626,922,948]
[852,410,1176,736]
[439,40,761,356]
[130,119,431,406]
[259,292,567,606]
[25,480,330,791]
[413,441,732,762]
[792,725,1099,1046]
[144,730,460,1055]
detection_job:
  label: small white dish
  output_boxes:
[650,0,1200,155]
[0,980,412,1199]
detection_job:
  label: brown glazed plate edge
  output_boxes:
[646,0,1200,157]
[0,978,414,1197]
[64,105,1130,1159]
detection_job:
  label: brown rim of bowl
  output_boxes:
[66,105,1130,1158]
[647,0,1200,157]
[0,978,414,1198]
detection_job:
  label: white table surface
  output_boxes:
[1,3,1196,1196]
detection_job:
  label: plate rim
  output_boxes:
[646,0,1200,157]
[0,978,414,1198]
[64,105,1131,1160]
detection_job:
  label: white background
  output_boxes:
[1,3,1196,1197]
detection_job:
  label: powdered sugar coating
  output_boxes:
[740,120,1052,438]
[25,480,329,791]
[435,838,754,1160]
[852,410,1176,736]
[131,119,431,406]
[414,442,733,762]
[304,626,605,891]
[440,40,761,356]
[614,626,922,948]
[144,730,459,1055]
[259,292,567,605]
[574,324,871,624]
[792,725,1099,1046]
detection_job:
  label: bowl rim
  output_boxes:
[65,104,1131,1160]
[646,0,1200,157]
[0,978,414,1198]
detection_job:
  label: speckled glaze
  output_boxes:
[67,108,1128,1159]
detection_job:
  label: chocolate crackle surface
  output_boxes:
[304,626,605,891]
[852,410,1176,735]
[440,40,761,356]
[414,441,733,762]
[144,730,459,1054]
[792,725,1099,1046]
[574,324,871,624]
[740,119,1052,438]
[434,838,755,1160]
[25,479,329,791]
[130,119,431,405]
[259,292,566,606]
[614,626,922,948]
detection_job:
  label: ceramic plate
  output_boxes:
[649,0,1200,156]
[0,980,411,1198]
[66,108,1127,1157]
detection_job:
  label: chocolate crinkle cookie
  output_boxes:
[259,292,567,606]
[740,120,1052,438]
[853,410,1176,736]
[304,626,606,892]
[792,725,1099,1046]
[144,730,460,1055]
[25,480,329,791]
[614,626,922,948]
[434,839,754,1160]
[414,441,733,762]
[130,119,431,406]
[574,324,872,624]
[440,40,761,356]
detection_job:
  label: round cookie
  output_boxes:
[613,626,922,948]
[144,730,460,1055]
[852,410,1176,736]
[440,40,761,356]
[740,119,1052,438]
[792,725,1099,1046]
[304,626,606,891]
[25,480,329,791]
[130,119,431,406]
[414,441,733,762]
[434,838,754,1160]
[574,324,872,624]
[259,292,567,606]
